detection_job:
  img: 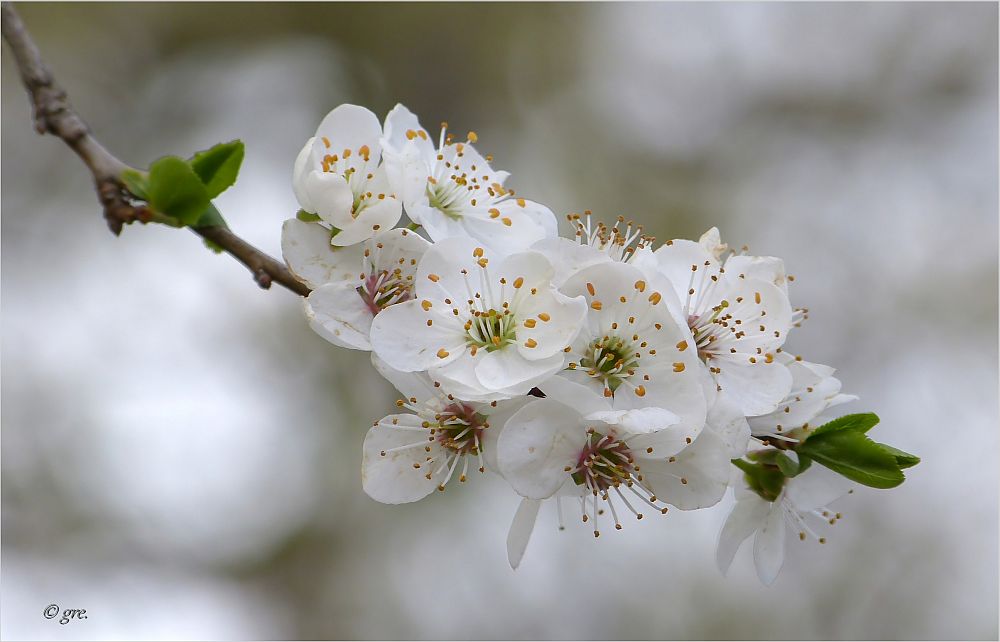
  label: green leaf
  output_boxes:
[189,140,245,199]
[874,442,920,469]
[146,156,211,225]
[120,168,150,200]
[798,429,904,489]
[193,203,228,229]
[296,209,322,223]
[732,459,785,502]
[807,413,880,439]
[775,452,802,478]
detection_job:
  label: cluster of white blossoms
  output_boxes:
[281,104,917,585]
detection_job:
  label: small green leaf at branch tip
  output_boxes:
[296,210,322,223]
[120,168,150,200]
[406,222,422,231]
[146,156,211,225]
[797,428,904,489]
[189,140,245,199]
[806,413,880,439]
[194,203,229,229]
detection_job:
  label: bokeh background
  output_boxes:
[2,2,997,640]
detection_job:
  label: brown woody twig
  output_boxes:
[1,2,311,297]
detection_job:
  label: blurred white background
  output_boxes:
[2,3,997,639]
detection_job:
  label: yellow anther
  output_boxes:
[517,198,526,207]
[321,136,331,148]
[427,274,440,282]
[649,292,662,305]
[676,340,688,351]
[673,362,685,372]
[634,280,646,292]
[477,258,489,268]
[501,217,512,226]
[488,208,500,219]
[538,313,551,322]
[473,247,485,257]
[467,131,478,143]
[421,300,433,311]
[524,339,538,348]
[436,348,450,359]
[405,129,417,140]
[513,277,524,289]
[591,301,603,311]
[635,385,646,397]
[524,319,537,328]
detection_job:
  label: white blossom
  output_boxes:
[380,104,557,257]
[362,357,528,504]
[282,225,430,351]
[717,464,855,585]
[369,237,587,401]
[497,376,730,567]
[645,228,795,416]
[558,260,708,435]
[292,104,402,247]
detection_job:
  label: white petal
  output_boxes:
[785,464,857,511]
[496,398,584,500]
[495,198,559,240]
[281,218,363,290]
[329,196,402,247]
[585,406,680,436]
[362,414,442,504]
[651,238,719,306]
[305,282,374,350]
[371,354,439,405]
[725,254,788,294]
[534,375,611,417]
[608,410,695,458]
[717,494,770,575]
[640,429,730,510]
[413,236,489,302]
[474,348,565,395]
[753,501,787,585]
[292,138,316,212]
[312,104,383,167]
[706,391,752,458]
[515,290,587,361]
[479,397,531,473]
[460,212,548,259]
[381,104,436,161]
[717,360,793,417]
[507,498,542,570]
[529,237,612,287]
[304,170,355,228]
[369,299,467,372]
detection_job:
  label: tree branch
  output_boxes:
[1,2,312,297]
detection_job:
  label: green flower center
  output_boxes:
[577,335,639,392]
[466,308,517,352]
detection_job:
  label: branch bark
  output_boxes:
[1,2,312,297]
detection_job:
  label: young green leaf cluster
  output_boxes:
[120,141,244,235]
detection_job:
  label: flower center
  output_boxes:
[689,300,730,363]
[434,402,488,456]
[465,308,517,352]
[571,430,636,492]
[426,180,468,220]
[358,269,413,315]
[578,335,639,392]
